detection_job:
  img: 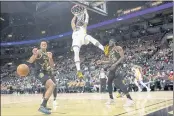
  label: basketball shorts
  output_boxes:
[36,70,52,85]
[108,68,125,81]
[107,64,126,79]
[108,65,129,94]
[72,31,89,48]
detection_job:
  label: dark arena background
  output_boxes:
[1,1,173,116]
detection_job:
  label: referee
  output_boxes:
[99,68,107,93]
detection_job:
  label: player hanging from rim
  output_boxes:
[26,41,55,114]
[71,6,105,78]
[97,39,134,106]
[131,64,151,92]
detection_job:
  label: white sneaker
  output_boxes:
[41,99,43,104]
[147,88,151,92]
[138,89,142,92]
[53,100,57,106]
[123,99,134,107]
[105,99,115,105]
[52,100,57,111]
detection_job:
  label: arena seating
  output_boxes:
[1,32,173,94]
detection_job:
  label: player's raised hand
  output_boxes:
[32,48,39,55]
[47,52,53,59]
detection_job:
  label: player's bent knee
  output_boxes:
[73,48,80,55]
[49,81,56,89]
[45,79,54,87]
[72,46,80,52]
[94,41,100,46]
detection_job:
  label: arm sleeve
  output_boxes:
[84,10,89,24]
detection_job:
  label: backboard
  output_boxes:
[71,1,108,16]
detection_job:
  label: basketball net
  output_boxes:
[71,5,85,27]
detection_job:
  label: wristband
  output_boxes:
[25,61,33,68]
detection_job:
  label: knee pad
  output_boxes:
[73,46,80,52]
[73,46,80,62]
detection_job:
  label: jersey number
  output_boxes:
[39,73,44,78]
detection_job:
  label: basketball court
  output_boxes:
[1,92,173,116]
[1,1,173,116]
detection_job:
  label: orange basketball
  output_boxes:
[17,64,29,77]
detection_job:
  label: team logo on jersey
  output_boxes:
[39,73,44,78]
[104,45,109,56]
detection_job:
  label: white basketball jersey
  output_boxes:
[72,26,89,47]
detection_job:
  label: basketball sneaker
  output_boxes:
[147,88,151,92]
[138,88,142,92]
[53,100,57,107]
[53,100,57,110]
[41,99,43,104]
[105,99,115,105]
[77,71,84,78]
[38,106,51,114]
[104,45,109,56]
[123,99,134,107]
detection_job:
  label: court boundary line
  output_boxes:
[146,105,173,116]
[114,99,173,116]
[2,96,173,105]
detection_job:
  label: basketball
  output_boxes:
[17,64,29,77]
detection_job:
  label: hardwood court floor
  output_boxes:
[1,91,173,116]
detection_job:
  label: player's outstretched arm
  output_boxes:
[84,9,89,26]
[27,48,39,63]
[71,16,76,31]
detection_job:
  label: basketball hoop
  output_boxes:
[71,5,86,27]
[71,5,85,16]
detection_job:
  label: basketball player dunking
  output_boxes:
[71,8,105,78]
[26,41,55,114]
[131,64,151,92]
[97,39,134,106]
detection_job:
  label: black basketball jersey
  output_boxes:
[34,49,52,73]
[109,46,121,62]
[108,46,125,72]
